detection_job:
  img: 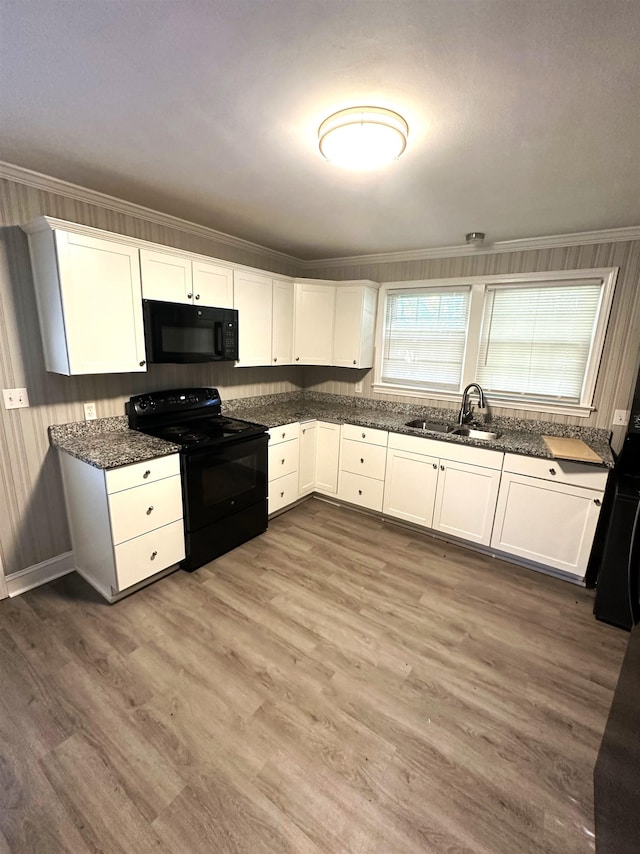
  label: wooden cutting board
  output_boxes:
[542,435,603,464]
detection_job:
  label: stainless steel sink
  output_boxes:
[405,419,451,433]
[448,426,502,440]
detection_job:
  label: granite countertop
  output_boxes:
[48,391,615,470]
[48,416,180,470]
[224,390,615,468]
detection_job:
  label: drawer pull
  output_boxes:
[296,356,300,361]
[143,469,151,479]
[594,498,602,506]
[146,505,154,515]
[187,293,193,299]
[195,294,200,300]
[274,357,277,362]
[150,550,158,561]
[358,489,363,495]
[139,360,146,367]
[281,458,285,464]
[549,467,557,475]
[432,463,437,469]
[440,464,445,471]
[353,360,356,365]
[360,457,364,464]
[362,432,366,439]
[280,491,285,498]
[282,432,286,439]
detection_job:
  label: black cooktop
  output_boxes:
[147,416,266,448]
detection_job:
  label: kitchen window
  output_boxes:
[374,268,618,416]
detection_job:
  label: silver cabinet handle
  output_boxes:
[139,360,146,367]
[353,360,356,365]
[150,550,158,560]
[296,356,300,361]
[282,432,286,439]
[280,491,284,498]
[594,498,602,506]
[281,458,285,464]
[146,505,154,515]
[358,489,362,495]
[432,463,437,469]
[360,458,364,464]
[195,294,200,300]
[361,432,366,439]
[440,464,445,471]
[187,293,193,299]
[549,467,556,475]
[143,469,151,479]
[274,357,277,362]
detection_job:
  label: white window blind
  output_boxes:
[475,281,603,403]
[382,287,471,390]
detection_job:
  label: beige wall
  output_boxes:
[0,178,300,576]
[303,242,640,442]
[1,172,639,578]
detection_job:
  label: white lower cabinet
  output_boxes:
[491,454,608,578]
[338,425,388,511]
[298,422,318,496]
[268,423,300,514]
[383,433,503,546]
[315,422,341,495]
[58,452,185,601]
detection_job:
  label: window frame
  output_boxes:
[372,267,618,417]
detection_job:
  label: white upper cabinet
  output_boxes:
[192,259,234,308]
[26,223,146,375]
[272,278,294,365]
[140,249,192,304]
[234,270,273,366]
[140,249,233,308]
[333,285,378,368]
[294,281,336,365]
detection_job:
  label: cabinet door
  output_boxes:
[192,260,233,308]
[315,422,341,494]
[233,271,273,366]
[383,448,439,527]
[140,248,191,303]
[333,286,377,368]
[433,460,501,546]
[491,473,603,577]
[293,282,336,365]
[272,279,294,365]
[299,422,318,496]
[55,231,146,374]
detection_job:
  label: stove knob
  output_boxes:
[139,401,148,410]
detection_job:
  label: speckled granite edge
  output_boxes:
[224,391,615,468]
[48,416,180,470]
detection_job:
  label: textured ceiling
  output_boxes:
[1,0,639,260]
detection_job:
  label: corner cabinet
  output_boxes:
[58,453,185,602]
[491,454,608,579]
[25,221,146,375]
[293,281,336,365]
[234,272,294,367]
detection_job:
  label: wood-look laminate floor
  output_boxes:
[0,499,628,854]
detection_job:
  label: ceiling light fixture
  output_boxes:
[465,232,486,246]
[318,106,408,169]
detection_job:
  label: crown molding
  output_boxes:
[0,161,299,267]
[298,226,640,269]
[3,160,639,272]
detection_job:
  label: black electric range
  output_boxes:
[126,388,269,572]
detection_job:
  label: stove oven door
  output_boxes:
[182,433,268,533]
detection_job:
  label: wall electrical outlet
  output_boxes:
[354,379,363,394]
[83,402,97,421]
[613,409,629,426]
[2,387,30,409]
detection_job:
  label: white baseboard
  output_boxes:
[6,551,75,597]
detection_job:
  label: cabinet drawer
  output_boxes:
[342,423,388,447]
[268,439,299,480]
[114,520,185,591]
[108,475,183,545]
[502,453,609,490]
[269,471,299,514]
[269,422,300,444]
[338,471,384,511]
[106,454,181,494]
[340,439,387,480]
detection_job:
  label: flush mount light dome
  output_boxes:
[318,106,408,169]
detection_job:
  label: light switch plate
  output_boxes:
[2,387,29,409]
[613,409,629,426]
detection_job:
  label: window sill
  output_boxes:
[370,383,595,419]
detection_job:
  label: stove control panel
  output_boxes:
[126,387,222,420]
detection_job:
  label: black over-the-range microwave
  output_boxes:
[142,299,239,364]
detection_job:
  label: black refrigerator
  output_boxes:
[594,369,640,630]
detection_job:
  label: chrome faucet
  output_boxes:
[458,383,485,425]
